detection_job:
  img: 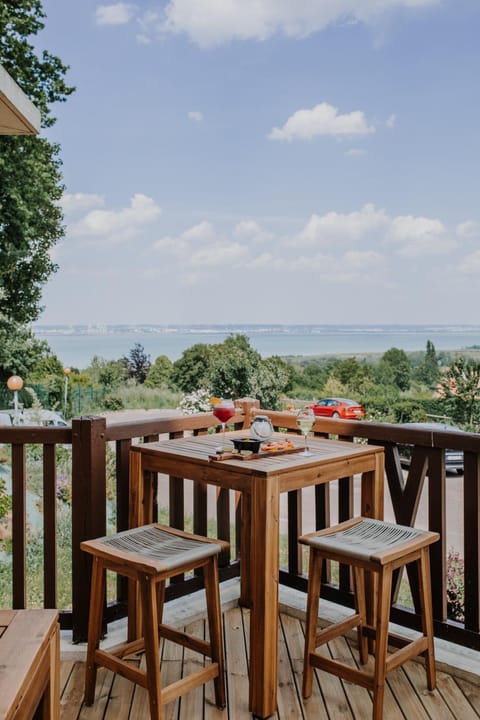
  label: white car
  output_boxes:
[0,409,68,427]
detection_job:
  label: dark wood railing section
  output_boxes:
[0,399,479,650]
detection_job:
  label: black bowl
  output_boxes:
[231,437,262,454]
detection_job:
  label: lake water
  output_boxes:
[33,324,480,368]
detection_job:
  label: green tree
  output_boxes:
[173,335,291,408]
[171,343,212,392]
[437,355,480,425]
[0,324,55,383]
[84,356,126,387]
[207,335,261,399]
[0,1,74,375]
[331,357,373,394]
[375,347,411,391]
[124,343,151,384]
[415,340,440,387]
[145,355,173,388]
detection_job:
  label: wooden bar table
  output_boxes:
[129,432,384,719]
[0,609,60,720]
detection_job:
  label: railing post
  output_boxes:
[71,416,107,643]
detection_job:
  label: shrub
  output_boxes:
[446,548,464,622]
[103,394,125,411]
[178,388,212,415]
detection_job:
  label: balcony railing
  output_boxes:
[0,399,478,651]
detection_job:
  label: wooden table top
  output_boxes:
[132,431,384,492]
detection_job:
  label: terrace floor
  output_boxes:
[59,586,480,720]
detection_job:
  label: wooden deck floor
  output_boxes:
[60,606,480,719]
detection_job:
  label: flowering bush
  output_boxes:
[178,388,213,415]
[446,548,464,622]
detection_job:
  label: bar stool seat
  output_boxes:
[300,517,439,720]
[81,524,227,720]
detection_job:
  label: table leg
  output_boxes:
[360,450,384,520]
[248,476,279,718]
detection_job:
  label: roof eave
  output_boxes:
[0,64,41,135]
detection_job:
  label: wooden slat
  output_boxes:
[43,443,57,608]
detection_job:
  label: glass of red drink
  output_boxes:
[212,399,235,451]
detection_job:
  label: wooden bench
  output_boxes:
[0,609,60,720]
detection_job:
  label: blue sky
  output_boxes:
[36,0,480,326]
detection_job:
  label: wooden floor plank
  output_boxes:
[276,614,305,719]
[58,607,479,720]
[455,676,480,717]
[223,606,252,720]
[178,619,207,720]
[103,658,139,719]
[161,633,184,720]
[403,661,457,720]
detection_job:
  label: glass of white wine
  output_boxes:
[296,407,315,456]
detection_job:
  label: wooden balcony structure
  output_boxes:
[0,398,479,716]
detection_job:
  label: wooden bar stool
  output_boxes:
[81,524,227,720]
[300,517,439,720]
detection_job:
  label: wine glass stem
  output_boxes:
[222,422,226,448]
[304,432,308,452]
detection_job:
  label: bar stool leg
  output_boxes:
[139,575,162,720]
[156,580,166,627]
[418,547,436,690]
[84,557,105,705]
[302,550,323,699]
[204,557,226,708]
[353,566,368,665]
[372,567,392,720]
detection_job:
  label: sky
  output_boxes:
[34,0,480,326]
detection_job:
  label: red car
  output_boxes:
[307,398,365,420]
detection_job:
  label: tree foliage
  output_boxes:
[437,355,480,425]
[415,340,440,387]
[124,343,151,384]
[171,343,212,392]
[173,335,291,409]
[0,1,74,373]
[375,347,411,391]
[145,354,173,388]
[0,323,56,383]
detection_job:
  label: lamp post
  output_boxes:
[63,368,71,419]
[7,375,23,425]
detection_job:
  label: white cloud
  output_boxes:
[234,220,274,243]
[95,3,136,25]
[293,204,389,247]
[70,193,161,241]
[152,220,217,259]
[388,215,455,256]
[61,193,105,214]
[345,148,366,157]
[191,242,247,266]
[188,111,204,122]
[458,251,480,274]
[457,220,480,238]
[269,102,375,141]
[182,220,215,242]
[159,0,440,47]
[386,113,396,128]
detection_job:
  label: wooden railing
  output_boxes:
[0,399,478,651]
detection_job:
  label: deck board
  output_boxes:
[60,606,480,720]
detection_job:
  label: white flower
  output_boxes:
[178,388,212,415]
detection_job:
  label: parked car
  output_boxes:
[398,422,464,474]
[306,398,365,420]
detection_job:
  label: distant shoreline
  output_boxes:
[32,324,480,368]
